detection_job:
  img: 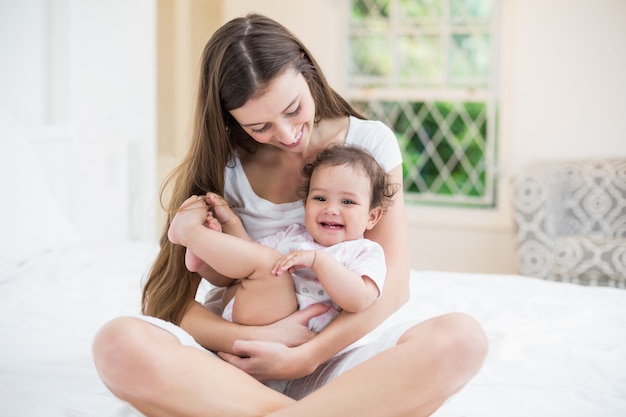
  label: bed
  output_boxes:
[2,119,626,417]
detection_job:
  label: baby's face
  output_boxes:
[304,164,379,246]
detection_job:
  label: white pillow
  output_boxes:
[0,112,81,268]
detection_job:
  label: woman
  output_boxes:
[93,14,488,417]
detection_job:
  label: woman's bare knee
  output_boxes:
[92,317,168,401]
[400,312,488,391]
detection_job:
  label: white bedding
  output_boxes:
[1,241,625,417]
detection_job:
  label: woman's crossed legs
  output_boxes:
[93,312,487,417]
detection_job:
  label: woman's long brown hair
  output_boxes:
[141,14,365,325]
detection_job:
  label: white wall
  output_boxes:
[0,1,47,126]
[0,0,157,243]
[5,0,623,271]
[508,0,626,170]
[220,0,626,274]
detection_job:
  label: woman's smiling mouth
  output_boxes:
[282,126,303,147]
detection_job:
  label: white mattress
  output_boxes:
[1,241,625,417]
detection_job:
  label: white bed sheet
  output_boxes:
[1,241,625,417]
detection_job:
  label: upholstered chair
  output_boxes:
[512,158,626,287]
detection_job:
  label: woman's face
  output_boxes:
[229,69,316,152]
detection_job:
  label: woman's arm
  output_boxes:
[180,296,329,353]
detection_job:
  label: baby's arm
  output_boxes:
[272,251,379,313]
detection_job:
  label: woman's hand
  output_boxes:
[217,303,330,381]
[218,340,315,382]
[261,303,329,347]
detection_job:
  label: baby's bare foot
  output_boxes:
[185,248,205,272]
[205,212,222,232]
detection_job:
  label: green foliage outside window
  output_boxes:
[349,0,496,206]
[353,100,488,201]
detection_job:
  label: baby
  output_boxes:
[168,145,398,331]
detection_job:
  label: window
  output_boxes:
[347,0,499,207]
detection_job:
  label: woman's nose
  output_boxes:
[275,120,296,144]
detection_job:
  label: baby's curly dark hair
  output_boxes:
[300,144,399,211]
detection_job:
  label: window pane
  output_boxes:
[348,0,498,207]
[352,0,390,19]
[352,100,491,205]
[399,35,442,85]
[450,0,493,18]
[350,34,392,80]
[399,0,443,18]
[449,33,490,83]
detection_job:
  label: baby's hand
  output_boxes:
[168,195,209,246]
[272,250,316,275]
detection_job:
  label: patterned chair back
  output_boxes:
[512,159,626,287]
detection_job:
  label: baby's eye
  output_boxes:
[342,199,355,205]
[312,196,326,202]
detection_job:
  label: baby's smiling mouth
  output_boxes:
[321,222,344,229]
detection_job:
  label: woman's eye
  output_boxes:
[287,105,301,117]
[249,106,300,134]
[252,125,270,134]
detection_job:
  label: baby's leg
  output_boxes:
[185,249,206,272]
[185,211,222,272]
[230,246,298,326]
[184,201,266,280]
[194,231,296,326]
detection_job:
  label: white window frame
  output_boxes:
[344,0,501,207]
